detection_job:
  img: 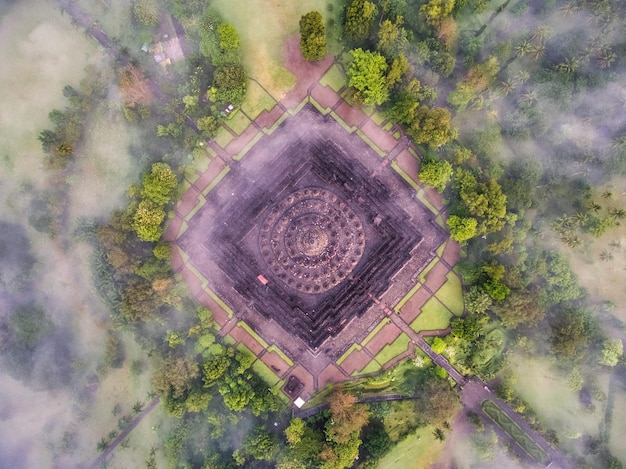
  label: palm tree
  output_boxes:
[515,40,532,57]
[601,191,613,199]
[531,25,551,44]
[499,80,515,96]
[132,401,144,415]
[609,208,626,219]
[573,212,588,226]
[560,3,582,17]
[587,200,602,213]
[600,250,614,262]
[514,70,530,85]
[530,44,545,61]
[596,49,617,69]
[520,90,538,104]
[433,428,446,441]
[555,57,580,74]
[562,234,582,248]
[609,240,621,249]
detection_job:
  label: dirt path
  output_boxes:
[88,397,160,469]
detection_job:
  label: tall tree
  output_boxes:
[347,48,389,105]
[299,11,327,61]
[344,0,377,43]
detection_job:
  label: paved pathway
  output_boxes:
[88,397,160,469]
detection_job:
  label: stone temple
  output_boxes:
[177,104,446,352]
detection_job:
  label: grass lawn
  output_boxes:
[354,359,381,376]
[241,80,276,119]
[212,0,342,97]
[373,333,411,366]
[214,125,235,148]
[377,425,446,469]
[252,359,281,386]
[224,110,252,135]
[320,64,346,92]
[434,271,464,316]
[410,297,452,332]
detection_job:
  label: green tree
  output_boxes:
[132,201,165,242]
[299,11,327,61]
[133,0,160,27]
[419,0,455,27]
[141,162,178,206]
[463,286,492,315]
[491,291,544,328]
[598,339,623,367]
[377,16,408,57]
[419,159,453,192]
[213,64,247,105]
[285,418,306,446]
[344,0,377,43]
[197,116,218,137]
[242,426,280,461]
[550,308,591,360]
[202,352,232,386]
[347,48,389,105]
[447,215,477,242]
[407,105,457,147]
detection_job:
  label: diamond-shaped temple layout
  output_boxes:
[172,102,450,394]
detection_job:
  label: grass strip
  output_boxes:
[267,344,294,366]
[237,321,269,348]
[361,318,391,346]
[233,131,262,161]
[319,64,346,92]
[337,343,362,366]
[481,400,551,465]
[206,288,234,318]
[356,130,386,157]
[391,161,420,191]
[394,281,421,313]
[373,333,411,366]
[202,166,230,196]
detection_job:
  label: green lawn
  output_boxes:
[320,64,346,92]
[241,79,276,120]
[224,110,251,135]
[373,333,411,366]
[410,297,452,332]
[252,359,281,386]
[377,426,445,469]
[214,125,235,148]
[435,272,464,316]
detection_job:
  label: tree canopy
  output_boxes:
[299,11,327,61]
[347,48,389,105]
[344,0,377,43]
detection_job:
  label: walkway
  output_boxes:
[88,397,160,469]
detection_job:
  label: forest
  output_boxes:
[0,0,625,468]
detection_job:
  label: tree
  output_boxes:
[326,388,370,444]
[377,16,408,57]
[132,201,165,242]
[299,11,327,61]
[407,105,457,147]
[213,64,247,105]
[464,286,492,315]
[347,48,389,106]
[133,0,160,27]
[241,426,280,461]
[598,339,623,367]
[118,65,154,108]
[491,291,544,328]
[550,308,591,360]
[344,0,377,43]
[419,0,455,27]
[152,356,199,400]
[141,162,178,206]
[419,159,453,192]
[285,418,306,446]
[447,215,477,242]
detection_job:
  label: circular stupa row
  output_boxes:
[259,187,365,294]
